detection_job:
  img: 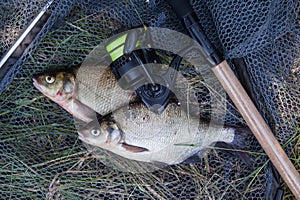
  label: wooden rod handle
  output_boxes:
[212,60,300,199]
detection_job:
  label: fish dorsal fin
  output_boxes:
[121,143,149,153]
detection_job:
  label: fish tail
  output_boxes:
[215,126,253,169]
[215,141,253,169]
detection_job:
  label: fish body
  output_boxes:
[78,102,237,165]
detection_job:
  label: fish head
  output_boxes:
[33,70,76,102]
[78,119,122,147]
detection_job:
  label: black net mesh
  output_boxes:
[1,0,299,199]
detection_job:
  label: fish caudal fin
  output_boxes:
[214,141,253,170]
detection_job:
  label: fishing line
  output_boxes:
[128,0,147,29]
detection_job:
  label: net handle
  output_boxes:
[0,0,54,69]
[212,61,300,199]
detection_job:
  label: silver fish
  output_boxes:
[33,63,204,122]
[78,102,237,165]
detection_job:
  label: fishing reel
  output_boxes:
[106,29,182,113]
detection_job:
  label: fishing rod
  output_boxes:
[166,0,300,198]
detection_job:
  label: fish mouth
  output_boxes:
[33,78,57,99]
[33,78,44,92]
[78,132,88,143]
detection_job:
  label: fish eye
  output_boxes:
[91,128,101,136]
[45,75,55,84]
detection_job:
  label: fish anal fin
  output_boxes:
[122,143,149,153]
[181,153,201,164]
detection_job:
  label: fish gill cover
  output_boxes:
[0,0,299,199]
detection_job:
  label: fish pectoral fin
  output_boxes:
[121,143,149,153]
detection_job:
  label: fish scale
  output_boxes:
[113,103,185,152]
[75,65,138,116]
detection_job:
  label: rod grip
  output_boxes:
[166,0,194,18]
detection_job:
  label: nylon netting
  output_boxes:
[0,0,299,199]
